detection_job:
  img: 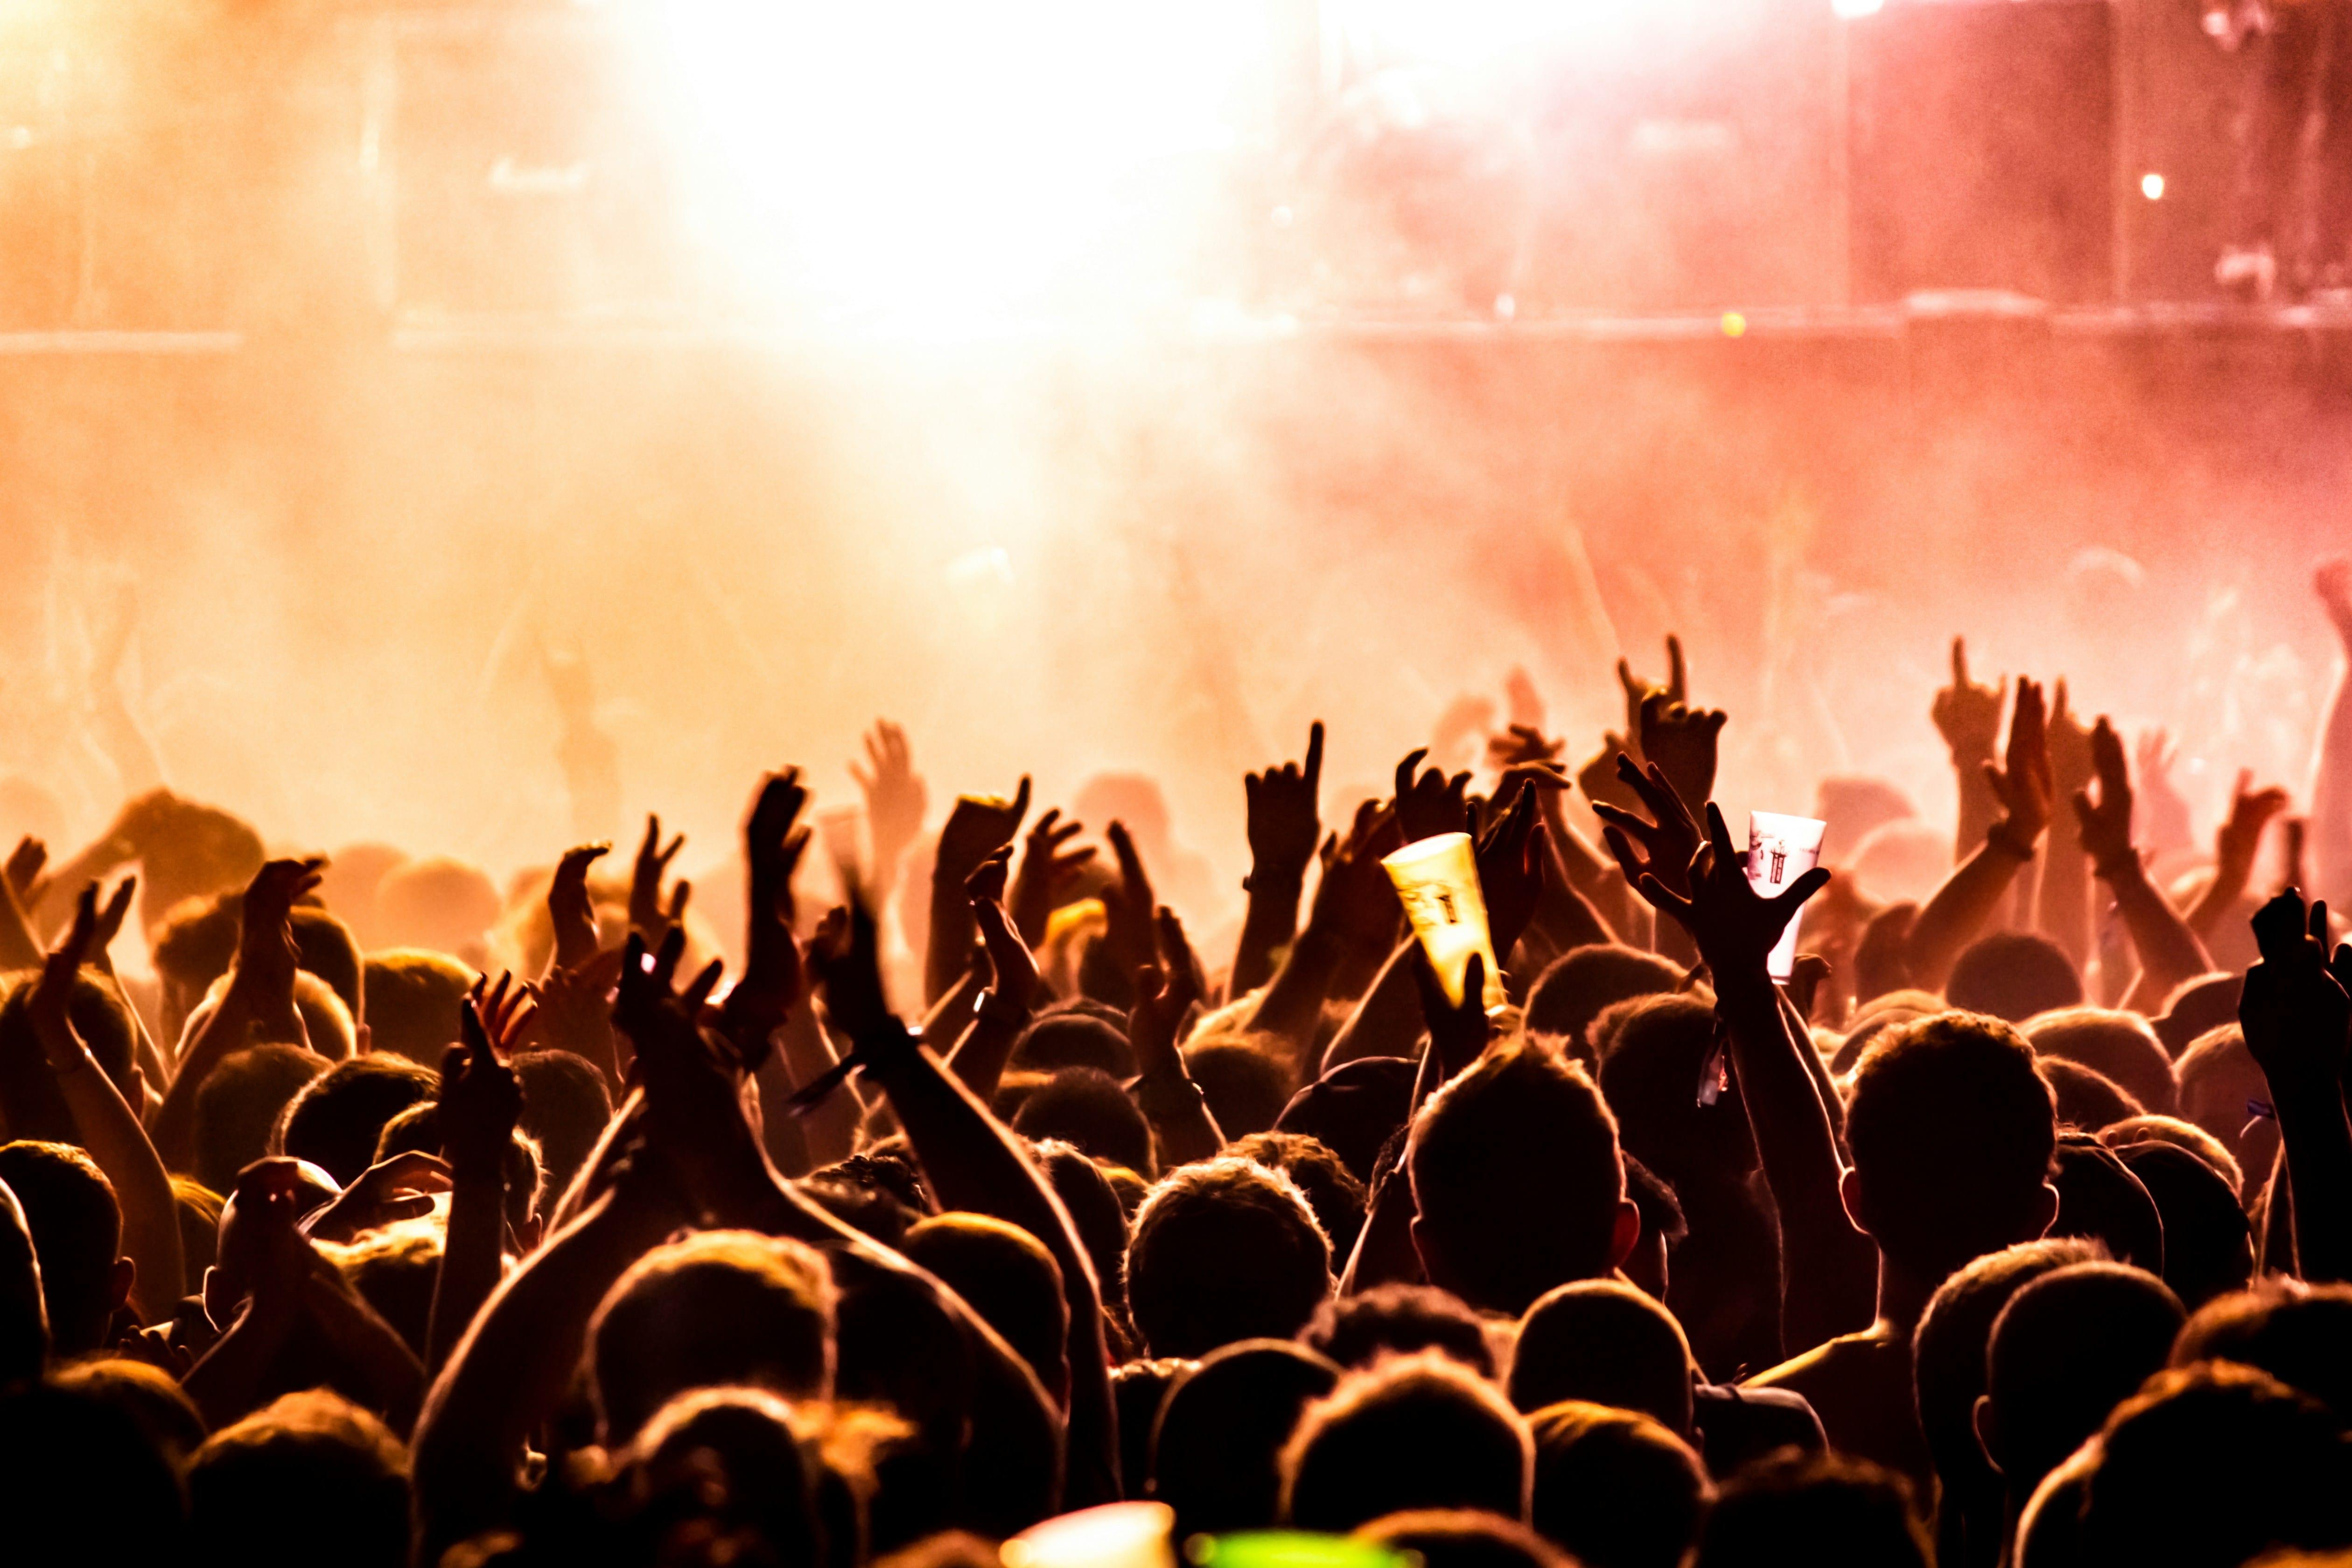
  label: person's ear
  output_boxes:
[108,1255,135,1314]
[1974,1391,2004,1473]
[1608,1197,1641,1270]
[2030,1179,2060,1240]
[1840,1166,1872,1238]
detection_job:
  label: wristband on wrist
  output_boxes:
[1984,821,2038,861]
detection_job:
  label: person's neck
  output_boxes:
[1873,1252,1939,1335]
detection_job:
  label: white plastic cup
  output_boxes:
[1382,832,1506,1012]
[1748,812,1828,981]
[1002,1503,1176,1568]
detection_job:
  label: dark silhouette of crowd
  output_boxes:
[8,567,2352,1568]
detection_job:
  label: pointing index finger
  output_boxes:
[1303,720,1325,794]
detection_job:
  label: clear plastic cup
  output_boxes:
[1003,1503,1177,1568]
[1382,831,1506,1012]
[1748,811,1828,980]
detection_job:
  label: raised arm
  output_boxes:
[1932,637,2009,864]
[427,978,531,1372]
[945,850,1040,1106]
[2037,684,2098,973]
[2072,717,2215,1010]
[1904,678,2052,991]
[2189,771,2290,941]
[1232,722,1325,998]
[1246,798,1403,1068]
[2238,890,2352,1284]
[927,779,1031,1005]
[1129,909,1224,1169]
[27,882,183,1320]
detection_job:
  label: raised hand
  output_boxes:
[2219,770,2292,880]
[1636,801,1832,979]
[728,770,812,1049]
[1412,949,1491,1081]
[1637,689,1728,819]
[528,950,624,1088]
[1487,723,1564,771]
[235,857,326,1041]
[1393,748,1472,844]
[4,837,45,907]
[968,850,1040,1013]
[628,815,689,939]
[1983,677,2053,848]
[74,875,136,979]
[1246,721,1325,887]
[1130,908,1205,1081]
[546,843,610,973]
[2045,682,2096,830]
[1011,808,1095,950]
[28,883,105,1071]
[1592,755,1706,905]
[1932,636,2007,763]
[2135,728,2196,852]
[936,777,1033,883]
[1099,820,1161,979]
[2242,889,2351,1090]
[303,1151,452,1244]
[850,720,928,875]
[441,980,529,1180]
[614,927,763,1219]
[2318,556,2352,645]
[805,902,899,1054]
[1473,779,1545,966]
[1617,635,1689,751]
[2072,717,2138,876]
[1305,799,1406,956]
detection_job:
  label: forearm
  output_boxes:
[307,1280,427,1433]
[1954,751,2001,862]
[1550,822,1633,944]
[1905,838,2031,991]
[945,1008,1026,1107]
[925,881,979,1006]
[2038,826,2093,973]
[427,1169,508,1372]
[1246,927,1344,1067]
[1133,1067,1224,1170]
[1230,873,1305,1000]
[2187,856,2255,940]
[58,1061,183,1316]
[2272,1070,2352,1283]
[182,1306,293,1429]
[779,1005,859,1169]
[2107,861,2214,1009]
[1320,940,1423,1074]
[2313,661,2352,906]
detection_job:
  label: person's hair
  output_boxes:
[510,1048,612,1204]
[1226,1131,1368,1260]
[2150,972,2242,1058]
[1594,994,1756,1189]
[0,1140,121,1355]
[2076,1362,2352,1568]
[900,1213,1068,1403]
[2026,1007,2178,1116]
[1985,1260,2184,1491]
[1126,1156,1330,1358]
[0,1379,186,1563]
[187,1388,408,1568]
[0,967,142,1142]
[1282,1350,1533,1533]
[1009,1014,1136,1079]
[1524,946,1686,1063]
[316,1218,444,1358]
[357,948,476,1066]
[1510,1280,1694,1437]
[1151,1339,1341,1537]
[1355,1509,1575,1568]
[1945,932,2085,1022]
[624,1386,824,1568]
[1110,1356,1193,1507]
[1184,1039,1296,1140]
[588,1230,837,1443]
[2036,1056,2143,1131]
[272,1055,440,1186]
[1913,1235,2104,1515]
[1275,1057,1419,1185]
[2048,1134,2165,1272]
[1844,1012,2057,1281]
[151,893,241,1005]
[1029,1140,1126,1316]
[1302,1282,1495,1377]
[1011,1066,1155,1178]
[1690,1449,1928,1568]
[2175,1023,2269,1159]
[1408,1041,1627,1316]
[173,1176,224,1278]
[2115,1141,2253,1310]
[2100,1113,2243,1197]
[49,1357,210,1468]
[1525,1401,1710,1568]
[2177,1283,2352,1428]
[287,906,364,1024]
[192,1044,328,1197]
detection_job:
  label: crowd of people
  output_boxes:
[7,565,2352,1568]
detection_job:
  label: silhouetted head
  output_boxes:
[1009,1013,1136,1080]
[187,1389,407,1568]
[2172,1281,2352,1424]
[0,1140,126,1356]
[1126,1156,1330,1358]
[2026,1007,2177,1116]
[1844,1012,2058,1285]
[1409,1041,1635,1316]
[1277,1056,1418,1184]
[1185,1040,1296,1139]
[1983,1260,2184,1494]
[2075,1363,2352,1568]
[589,1230,837,1444]
[1689,1449,1928,1568]
[49,1357,209,1469]
[0,967,142,1144]
[0,1379,184,1567]
[1030,1139,1127,1316]
[1012,1066,1154,1178]
[1301,1282,1494,1377]
[1526,1400,1710,1568]
[193,1044,327,1197]
[2174,1023,2270,1169]
[1226,1130,1367,1260]
[1524,946,1686,1064]
[1595,994,1756,1190]
[1151,1338,1339,1537]
[1356,1510,1572,1568]
[2150,972,2241,1059]
[1946,933,2083,1022]
[621,1386,823,1568]
[901,1213,1068,1408]
[1283,1351,1533,1533]
[357,948,475,1067]
[2116,1140,2252,1310]
[371,857,502,964]
[510,1047,613,1204]
[1511,1279,1694,1437]
[2037,1057,2143,1133]
[2047,1134,2163,1272]
[273,1054,439,1186]
[2099,1113,2242,1197]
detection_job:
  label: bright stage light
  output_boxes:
[619,0,1272,326]
[1831,0,1885,18]
[2141,172,2165,200]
